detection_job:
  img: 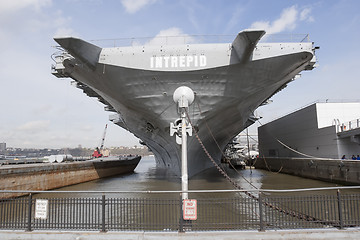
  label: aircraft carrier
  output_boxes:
[51,30,317,177]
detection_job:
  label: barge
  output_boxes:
[0,155,141,199]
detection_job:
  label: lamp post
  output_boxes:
[170,86,195,200]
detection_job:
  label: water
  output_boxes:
[7,156,360,231]
[34,155,359,199]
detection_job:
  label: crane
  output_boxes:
[92,124,108,158]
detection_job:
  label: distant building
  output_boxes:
[0,142,6,152]
[258,101,360,159]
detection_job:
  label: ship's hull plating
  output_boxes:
[53,31,316,177]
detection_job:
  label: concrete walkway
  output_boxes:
[1,228,360,240]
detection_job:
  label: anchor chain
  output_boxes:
[184,108,339,227]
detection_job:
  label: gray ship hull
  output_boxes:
[52,30,316,177]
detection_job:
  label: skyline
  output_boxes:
[1,0,359,148]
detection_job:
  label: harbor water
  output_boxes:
[34,155,359,199]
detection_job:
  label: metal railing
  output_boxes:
[337,118,360,132]
[86,33,311,48]
[0,187,359,232]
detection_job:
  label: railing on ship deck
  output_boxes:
[0,187,359,232]
[87,33,311,48]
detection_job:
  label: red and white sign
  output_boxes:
[183,199,197,220]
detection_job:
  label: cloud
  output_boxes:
[250,5,298,34]
[54,27,79,38]
[16,120,50,132]
[249,5,314,35]
[0,0,76,43]
[224,6,245,34]
[0,0,52,15]
[145,27,196,45]
[31,105,53,115]
[120,0,158,14]
[0,0,52,39]
[300,7,314,22]
[80,125,94,132]
[51,10,78,38]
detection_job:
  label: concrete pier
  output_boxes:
[254,157,360,185]
[1,228,360,240]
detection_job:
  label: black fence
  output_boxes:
[0,187,359,232]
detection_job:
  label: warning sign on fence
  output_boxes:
[35,199,48,220]
[183,199,197,220]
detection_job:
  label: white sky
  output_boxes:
[0,0,359,149]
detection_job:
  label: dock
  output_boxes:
[1,228,360,240]
[254,157,360,185]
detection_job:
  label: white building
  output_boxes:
[258,101,360,159]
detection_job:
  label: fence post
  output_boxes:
[101,194,106,232]
[259,192,265,232]
[26,193,32,232]
[337,189,344,229]
[179,194,184,233]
